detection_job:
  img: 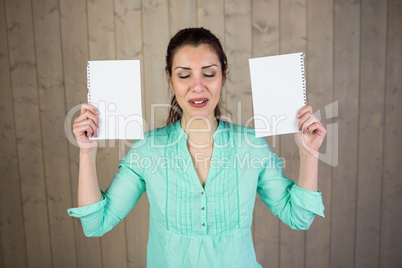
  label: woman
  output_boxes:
[69,28,326,267]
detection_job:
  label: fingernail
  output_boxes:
[297,113,300,118]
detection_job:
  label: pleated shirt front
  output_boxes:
[68,119,325,267]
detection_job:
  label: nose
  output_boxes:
[192,75,205,93]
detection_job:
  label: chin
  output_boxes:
[182,101,218,120]
[188,113,212,120]
[185,108,215,120]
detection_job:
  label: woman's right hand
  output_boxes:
[73,103,99,152]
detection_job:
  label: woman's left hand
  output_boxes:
[294,105,327,157]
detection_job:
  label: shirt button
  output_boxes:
[202,223,205,226]
[201,192,204,195]
[69,211,72,215]
[202,207,205,210]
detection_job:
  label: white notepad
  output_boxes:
[87,60,143,140]
[249,52,307,137]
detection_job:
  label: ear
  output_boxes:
[166,70,173,87]
[222,66,227,85]
[222,73,227,85]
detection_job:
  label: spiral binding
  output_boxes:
[87,61,91,103]
[300,53,307,105]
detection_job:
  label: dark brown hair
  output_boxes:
[165,27,229,125]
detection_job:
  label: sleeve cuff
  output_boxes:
[67,190,106,218]
[291,181,325,218]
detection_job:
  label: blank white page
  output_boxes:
[87,60,143,140]
[249,52,306,137]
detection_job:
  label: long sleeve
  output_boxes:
[256,138,325,230]
[67,148,146,237]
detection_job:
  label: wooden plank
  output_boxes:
[224,0,252,126]
[141,0,170,129]
[331,0,360,267]
[0,0,27,266]
[114,0,149,267]
[251,0,279,59]
[86,0,128,267]
[380,0,402,266]
[251,0,280,267]
[305,1,334,268]
[31,0,77,266]
[169,0,196,35]
[126,194,149,268]
[3,0,53,266]
[355,0,387,267]
[279,0,307,267]
[196,0,225,42]
[115,0,144,61]
[59,0,103,266]
[87,0,115,61]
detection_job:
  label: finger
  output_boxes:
[73,116,98,133]
[73,122,96,138]
[306,122,326,136]
[74,111,99,128]
[81,103,98,111]
[79,109,99,123]
[298,112,313,131]
[73,119,98,135]
[73,125,91,140]
[73,125,99,145]
[81,103,99,115]
[83,122,97,138]
[309,120,325,129]
[297,105,313,119]
[73,124,94,138]
[302,115,320,133]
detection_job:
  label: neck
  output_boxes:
[180,115,218,148]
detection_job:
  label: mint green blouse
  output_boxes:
[68,119,325,267]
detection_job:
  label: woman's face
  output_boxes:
[169,44,223,122]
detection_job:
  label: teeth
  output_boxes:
[193,100,205,104]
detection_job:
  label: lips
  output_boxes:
[189,98,209,108]
[189,98,208,103]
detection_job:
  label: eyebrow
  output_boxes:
[174,64,218,70]
[202,64,218,69]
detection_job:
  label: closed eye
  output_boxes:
[203,73,215,78]
[179,74,190,79]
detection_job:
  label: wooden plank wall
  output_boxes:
[0,0,401,267]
